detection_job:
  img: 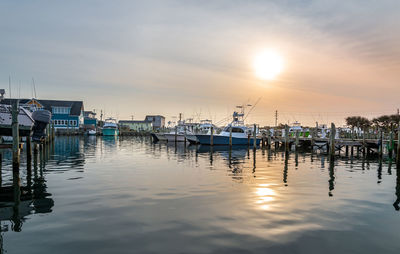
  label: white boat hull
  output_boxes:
[185,134,198,144]
[155,133,167,141]
[164,133,186,142]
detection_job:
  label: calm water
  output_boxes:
[1,136,399,253]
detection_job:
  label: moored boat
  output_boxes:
[102,118,119,136]
[195,110,261,146]
[186,120,217,144]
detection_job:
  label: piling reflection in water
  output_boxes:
[0,136,86,234]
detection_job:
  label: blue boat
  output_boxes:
[195,126,261,146]
[102,118,119,136]
[195,109,261,146]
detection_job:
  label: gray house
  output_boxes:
[144,115,165,130]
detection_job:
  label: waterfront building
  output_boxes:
[1,98,84,130]
[144,115,165,129]
[119,120,153,132]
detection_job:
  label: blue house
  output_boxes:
[1,98,84,130]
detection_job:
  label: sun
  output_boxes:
[253,50,284,80]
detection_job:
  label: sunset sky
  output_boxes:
[1,0,399,126]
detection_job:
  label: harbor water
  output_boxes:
[1,136,399,253]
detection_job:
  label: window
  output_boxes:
[223,127,245,133]
[69,120,77,126]
[53,107,70,114]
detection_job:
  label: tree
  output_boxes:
[345,116,370,130]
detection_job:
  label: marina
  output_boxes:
[2,1,400,252]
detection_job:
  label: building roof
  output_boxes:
[145,115,165,119]
[119,120,152,124]
[1,98,84,116]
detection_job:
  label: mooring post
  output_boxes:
[362,128,366,157]
[184,126,187,145]
[262,132,266,148]
[285,124,289,152]
[12,100,20,170]
[311,127,315,149]
[295,130,299,150]
[52,123,55,140]
[34,143,38,156]
[26,135,32,163]
[210,126,214,146]
[268,130,272,149]
[397,125,400,166]
[329,123,336,159]
[229,125,232,147]
[253,124,257,149]
[379,130,383,158]
[174,126,177,143]
[389,130,394,159]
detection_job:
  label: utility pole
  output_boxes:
[131,115,134,121]
[275,110,278,127]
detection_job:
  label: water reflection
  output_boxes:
[0,136,86,252]
[394,166,400,211]
[1,137,399,253]
[0,157,53,233]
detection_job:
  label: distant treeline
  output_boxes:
[346,114,400,131]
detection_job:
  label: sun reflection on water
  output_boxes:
[255,184,276,210]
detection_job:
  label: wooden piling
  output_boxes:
[52,123,55,140]
[253,124,257,149]
[267,130,271,149]
[379,130,383,158]
[389,131,394,159]
[174,126,177,143]
[26,136,32,162]
[362,128,366,156]
[229,125,232,147]
[262,132,266,148]
[295,130,299,150]
[284,124,289,153]
[329,123,336,159]
[210,126,214,146]
[311,127,315,148]
[397,126,400,166]
[12,100,20,170]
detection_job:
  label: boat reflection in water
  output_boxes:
[0,152,54,234]
[0,136,86,252]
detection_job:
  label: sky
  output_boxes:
[1,0,399,126]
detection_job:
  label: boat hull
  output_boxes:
[164,133,186,142]
[195,134,261,146]
[102,128,119,136]
[185,134,199,144]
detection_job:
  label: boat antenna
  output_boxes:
[18,80,21,99]
[8,75,11,99]
[32,77,37,98]
[244,97,262,121]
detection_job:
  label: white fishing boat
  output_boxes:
[164,125,193,142]
[186,120,217,144]
[195,107,261,146]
